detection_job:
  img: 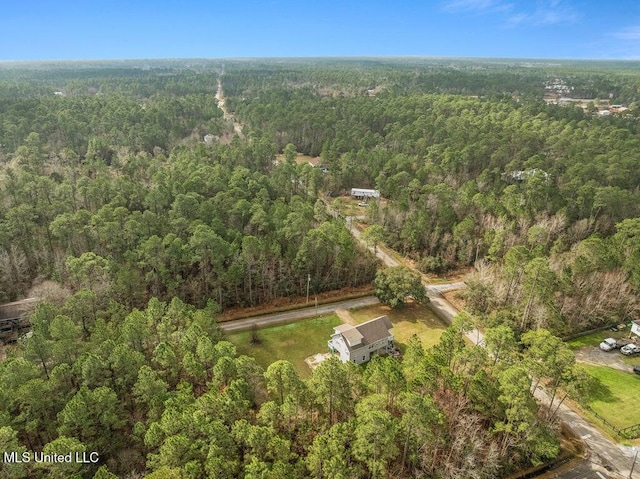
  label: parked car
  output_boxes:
[599,338,617,351]
[620,343,640,356]
[634,365,640,375]
[358,202,368,207]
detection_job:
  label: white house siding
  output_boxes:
[329,334,352,363]
[349,336,392,363]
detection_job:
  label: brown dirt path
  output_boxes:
[335,308,356,325]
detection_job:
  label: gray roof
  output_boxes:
[335,324,353,333]
[342,328,364,347]
[334,316,392,351]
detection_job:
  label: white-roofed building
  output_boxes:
[350,188,380,199]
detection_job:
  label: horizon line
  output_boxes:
[1,55,640,64]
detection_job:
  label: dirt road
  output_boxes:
[215,79,244,139]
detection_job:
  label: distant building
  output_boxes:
[350,188,380,199]
[307,157,329,173]
[508,169,550,182]
[328,316,394,364]
[0,298,39,342]
[610,105,628,113]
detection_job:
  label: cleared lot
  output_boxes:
[225,300,448,378]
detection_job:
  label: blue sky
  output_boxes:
[1,0,640,60]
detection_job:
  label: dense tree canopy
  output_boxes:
[0,296,571,478]
[222,59,640,333]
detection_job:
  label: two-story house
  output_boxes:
[328,315,394,364]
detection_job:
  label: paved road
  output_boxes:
[534,386,640,479]
[430,282,467,293]
[219,296,380,332]
[537,459,613,479]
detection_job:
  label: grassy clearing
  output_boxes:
[274,153,317,165]
[225,314,341,378]
[581,364,640,430]
[336,197,368,217]
[349,302,447,351]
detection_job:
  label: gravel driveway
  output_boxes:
[573,346,635,372]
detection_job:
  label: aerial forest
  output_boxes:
[0,58,638,478]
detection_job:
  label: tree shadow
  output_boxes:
[586,376,616,403]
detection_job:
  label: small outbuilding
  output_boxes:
[631,320,640,339]
[328,316,394,364]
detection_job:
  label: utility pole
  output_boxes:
[306,274,311,304]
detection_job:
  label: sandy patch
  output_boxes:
[305,353,333,371]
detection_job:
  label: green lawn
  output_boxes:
[349,302,447,351]
[581,364,640,430]
[225,314,342,378]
